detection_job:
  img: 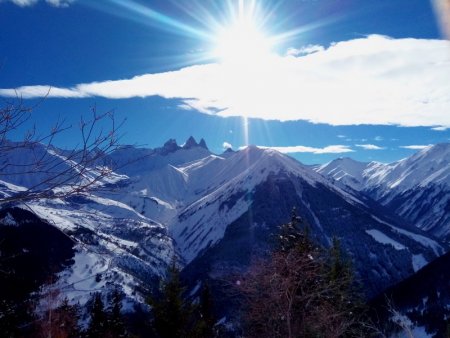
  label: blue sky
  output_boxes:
[1,0,449,164]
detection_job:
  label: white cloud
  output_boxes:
[2,0,73,6]
[431,126,448,131]
[222,142,232,150]
[255,145,354,154]
[7,0,37,6]
[400,145,432,150]
[1,35,450,128]
[337,135,346,138]
[374,136,384,141]
[355,144,385,150]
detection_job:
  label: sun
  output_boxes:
[212,2,274,65]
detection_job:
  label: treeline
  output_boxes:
[3,210,446,337]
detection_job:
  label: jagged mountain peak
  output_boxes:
[183,136,198,149]
[198,138,208,150]
[159,138,180,155]
[180,136,209,150]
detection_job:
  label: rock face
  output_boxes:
[0,207,75,302]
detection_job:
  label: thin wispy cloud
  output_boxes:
[3,0,37,6]
[255,145,354,154]
[400,145,433,150]
[1,35,450,128]
[431,126,448,131]
[2,0,74,6]
[286,44,324,56]
[356,144,385,150]
[45,0,74,7]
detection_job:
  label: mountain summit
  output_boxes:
[182,136,208,150]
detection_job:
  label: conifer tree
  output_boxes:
[191,283,216,338]
[148,262,193,338]
[108,289,126,338]
[52,298,81,338]
[87,293,108,338]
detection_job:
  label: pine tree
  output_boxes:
[108,289,126,338]
[191,283,216,338]
[52,298,81,338]
[87,293,108,338]
[148,262,193,338]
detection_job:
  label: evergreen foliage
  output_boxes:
[191,283,217,338]
[108,289,126,337]
[148,262,193,338]
[148,263,218,338]
[87,293,108,338]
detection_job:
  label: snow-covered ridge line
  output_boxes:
[316,143,450,241]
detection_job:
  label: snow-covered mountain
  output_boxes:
[105,138,446,296]
[317,143,450,242]
[1,138,448,305]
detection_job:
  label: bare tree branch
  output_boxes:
[0,97,126,205]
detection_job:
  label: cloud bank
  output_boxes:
[256,145,354,154]
[1,35,450,128]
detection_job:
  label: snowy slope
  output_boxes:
[171,146,376,262]
[316,157,369,191]
[156,145,445,297]
[0,141,126,199]
[0,178,175,305]
[316,143,450,241]
[1,137,447,304]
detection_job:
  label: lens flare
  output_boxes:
[212,0,275,65]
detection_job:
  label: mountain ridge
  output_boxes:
[316,143,450,242]
[1,138,449,312]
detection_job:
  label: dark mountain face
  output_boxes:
[371,250,450,337]
[182,172,444,303]
[0,207,75,302]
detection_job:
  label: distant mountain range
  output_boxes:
[316,143,450,242]
[1,138,449,333]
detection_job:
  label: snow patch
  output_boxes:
[371,216,443,256]
[412,254,428,272]
[366,229,406,250]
